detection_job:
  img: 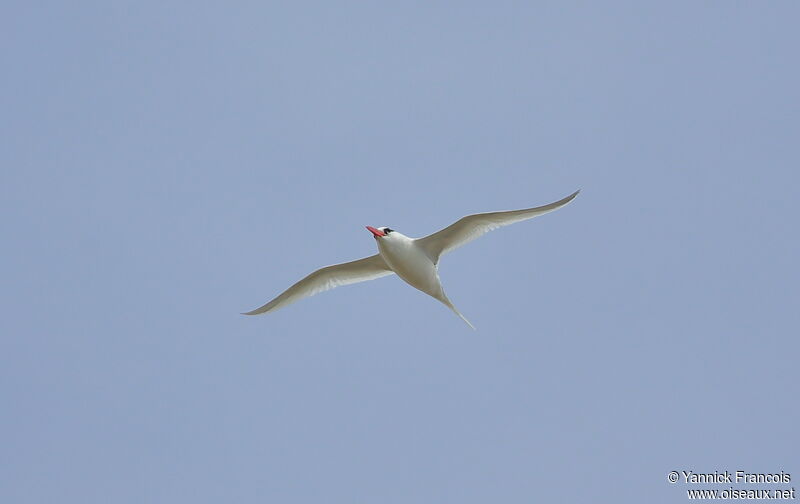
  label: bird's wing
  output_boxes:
[242,254,394,315]
[416,190,580,262]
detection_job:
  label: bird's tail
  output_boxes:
[439,294,475,330]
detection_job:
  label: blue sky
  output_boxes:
[2,2,798,502]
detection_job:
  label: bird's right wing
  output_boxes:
[242,254,394,315]
[416,190,579,262]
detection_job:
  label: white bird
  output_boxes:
[243,190,579,329]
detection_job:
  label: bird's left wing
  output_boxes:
[416,190,579,263]
[242,254,394,315]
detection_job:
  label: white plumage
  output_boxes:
[243,190,579,328]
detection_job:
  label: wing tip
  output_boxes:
[556,189,581,207]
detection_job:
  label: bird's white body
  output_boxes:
[243,190,579,329]
[375,232,438,297]
[374,230,473,327]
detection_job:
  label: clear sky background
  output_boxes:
[2,2,798,503]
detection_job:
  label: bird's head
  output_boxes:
[366,226,397,240]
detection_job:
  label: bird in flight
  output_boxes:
[243,190,579,329]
